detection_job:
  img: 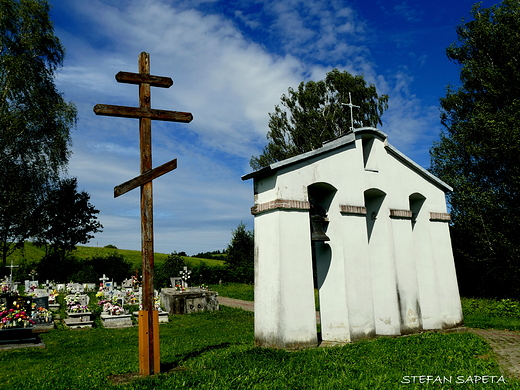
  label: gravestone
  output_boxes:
[33,296,49,310]
[122,279,133,289]
[170,277,183,288]
[64,294,92,329]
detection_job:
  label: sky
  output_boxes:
[48,0,497,255]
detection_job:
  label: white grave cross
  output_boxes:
[99,274,109,288]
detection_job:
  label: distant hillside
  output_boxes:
[8,242,226,269]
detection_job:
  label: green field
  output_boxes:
[8,242,225,269]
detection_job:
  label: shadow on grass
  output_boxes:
[107,343,233,385]
[161,342,232,372]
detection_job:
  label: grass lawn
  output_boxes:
[1,306,518,389]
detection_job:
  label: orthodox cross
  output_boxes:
[341,92,360,132]
[93,52,193,376]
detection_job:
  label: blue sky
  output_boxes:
[48,0,496,255]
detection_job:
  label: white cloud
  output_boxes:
[50,0,440,254]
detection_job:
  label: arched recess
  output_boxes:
[308,182,338,341]
[308,182,337,289]
[409,193,426,230]
[364,188,386,242]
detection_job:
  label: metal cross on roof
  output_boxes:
[341,92,360,132]
[93,52,193,376]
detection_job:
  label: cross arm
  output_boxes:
[116,71,173,88]
[94,104,193,123]
[114,158,177,197]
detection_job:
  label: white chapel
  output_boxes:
[242,127,463,349]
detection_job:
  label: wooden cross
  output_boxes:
[94,52,193,376]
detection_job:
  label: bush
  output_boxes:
[154,252,186,288]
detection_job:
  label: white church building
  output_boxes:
[242,127,463,349]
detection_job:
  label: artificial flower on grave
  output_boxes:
[101,301,125,316]
[30,306,52,323]
[0,303,36,329]
[1,283,8,293]
[95,287,104,299]
[65,293,88,313]
[48,290,59,304]
[174,284,186,292]
[131,275,141,289]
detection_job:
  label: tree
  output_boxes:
[225,222,254,284]
[429,0,520,299]
[155,252,187,289]
[33,178,103,260]
[0,0,77,268]
[250,69,388,170]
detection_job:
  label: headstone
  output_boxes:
[33,296,49,310]
[122,278,133,288]
[170,277,183,288]
[56,284,65,292]
[33,289,48,298]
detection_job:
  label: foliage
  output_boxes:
[430,0,520,299]
[154,252,187,289]
[461,297,520,330]
[225,222,254,284]
[0,0,77,268]
[32,177,103,259]
[0,306,517,389]
[250,69,389,170]
[34,252,133,283]
[189,261,227,285]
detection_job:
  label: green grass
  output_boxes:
[461,297,520,331]
[1,306,518,389]
[8,242,225,269]
[209,283,255,301]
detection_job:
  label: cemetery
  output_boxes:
[2,0,520,384]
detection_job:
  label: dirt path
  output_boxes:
[468,328,520,380]
[217,297,520,380]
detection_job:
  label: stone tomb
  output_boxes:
[160,288,219,315]
[63,294,93,329]
[242,127,463,349]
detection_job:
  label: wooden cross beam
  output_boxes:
[93,52,192,376]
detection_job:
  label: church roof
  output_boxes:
[242,127,453,192]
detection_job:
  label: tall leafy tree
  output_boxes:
[250,69,388,170]
[33,178,103,260]
[430,0,520,298]
[0,0,77,267]
[225,222,254,284]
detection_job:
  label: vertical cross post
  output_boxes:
[93,52,192,376]
[138,52,158,376]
